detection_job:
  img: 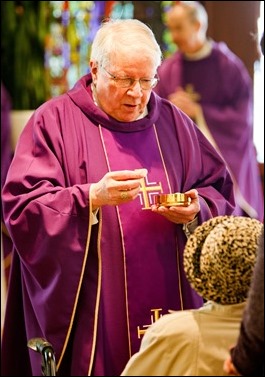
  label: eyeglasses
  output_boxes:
[101,67,159,90]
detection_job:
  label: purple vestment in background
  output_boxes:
[154,41,264,221]
[1,74,235,376]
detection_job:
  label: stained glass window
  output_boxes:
[45,1,174,99]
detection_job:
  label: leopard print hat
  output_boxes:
[183,215,263,305]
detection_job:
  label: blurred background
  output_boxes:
[1,0,264,334]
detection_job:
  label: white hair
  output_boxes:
[90,18,162,69]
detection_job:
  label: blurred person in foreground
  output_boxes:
[1,18,235,376]
[223,32,264,377]
[154,1,263,221]
[121,215,263,376]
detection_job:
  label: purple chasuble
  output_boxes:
[1,73,235,376]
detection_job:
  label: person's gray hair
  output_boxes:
[90,18,163,69]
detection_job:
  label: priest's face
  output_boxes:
[90,54,157,122]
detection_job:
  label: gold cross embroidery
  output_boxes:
[138,176,163,209]
[137,308,163,338]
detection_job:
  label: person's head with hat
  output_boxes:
[184,215,263,305]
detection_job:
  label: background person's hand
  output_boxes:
[168,87,202,120]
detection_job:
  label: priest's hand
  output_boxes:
[150,189,200,224]
[90,169,148,209]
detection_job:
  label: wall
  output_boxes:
[202,1,261,80]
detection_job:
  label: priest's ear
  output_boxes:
[90,61,99,86]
